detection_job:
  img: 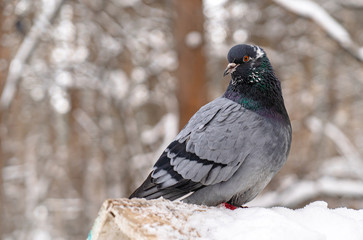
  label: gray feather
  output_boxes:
[169,97,262,185]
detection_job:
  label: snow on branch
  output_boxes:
[89,198,363,240]
[250,176,363,208]
[0,0,65,110]
[306,116,363,179]
[273,0,363,62]
[339,0,363,9]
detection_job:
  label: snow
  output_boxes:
[306,116,363,177]
[185,201,363,240]
[102,198,363,240]
[249,176,363,208]
[185,31,203,48]
[233,29,248,43]
[359,47,363,60]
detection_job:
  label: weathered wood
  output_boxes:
[88,198,207,240]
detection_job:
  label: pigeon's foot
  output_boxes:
[220,203,249,210]
[222,202,238,210]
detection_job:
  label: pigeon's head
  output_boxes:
[223,44,288,119]
[224,44,269,84]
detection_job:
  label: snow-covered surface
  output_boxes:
[190,201,363,240]
[90,198,363,240]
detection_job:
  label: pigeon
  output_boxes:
[129,44,292,207]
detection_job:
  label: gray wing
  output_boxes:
[171,97,263,185]
[130,97,275,200]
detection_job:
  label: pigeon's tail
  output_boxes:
[129,173,189,201]
[129,172,206,201]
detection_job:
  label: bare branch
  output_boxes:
[74,109,100,139]
[339,0,363,9]
[273,0,363,62]
[251,176,363,207]
[0,0,65,110]
[306,116,363,179]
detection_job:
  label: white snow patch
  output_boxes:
[108,70,129,99]
[233,29,248,43]
[358,47,363,60]
[184,201,363,240]
[55,70,72,87]
[49,85,70,114]
[185,31,203,48]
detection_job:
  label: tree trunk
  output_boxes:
[174,0,207,130]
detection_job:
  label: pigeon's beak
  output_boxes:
[223,63,239,77]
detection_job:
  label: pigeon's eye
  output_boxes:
[243,55,250,62]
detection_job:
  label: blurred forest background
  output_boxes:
[1,0,363,239]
